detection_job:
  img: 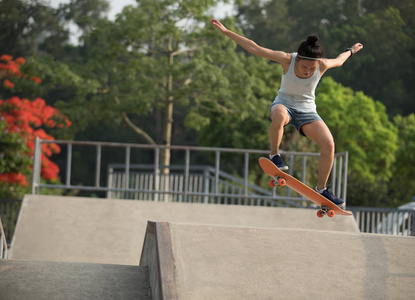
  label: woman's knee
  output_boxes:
[321,138,335,153]
[270,105,289,126]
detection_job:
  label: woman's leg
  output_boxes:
[269,104,290,155]
[301,120,335,190]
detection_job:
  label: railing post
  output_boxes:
[124,146,131,199]
[184,149,190,202]
[95,145,101,188]
[66,143,72,187]
[301,155,307,196]
[215,151,220,195]
[343,152,348,205]
[244,152,249,196]
[31,137,42,194]
[107,166,114,198]
[331,157,337,195]
[154,148,160,202]
[203,168,209,204]
[336,156,343,199]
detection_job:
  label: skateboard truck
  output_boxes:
[317,206,335,218]
[268,177,286,188]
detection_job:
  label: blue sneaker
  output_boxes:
[316,187,344,207]
[270,154,289,171]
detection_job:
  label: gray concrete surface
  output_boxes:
[10,194,358,265]
[140,221,415,300]
[0,260,151,300]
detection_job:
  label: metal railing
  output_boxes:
[0,198,21,249]
[350,207,414,236]
[31,138,349,206]
[106,164,306,207]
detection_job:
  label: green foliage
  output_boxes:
[0,0,111,58]
[0,120,31,174]
[196,54,281,150]
[316,77,398,206]
[390,114,415,205]
[24,55,101,138]
[56,1,237,145]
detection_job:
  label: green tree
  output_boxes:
[0,0,110,58]
[195,54,281,180]
[0,0,63,57]
[57,1,250,172]
[317,77,398,206]
[390,114,415,205]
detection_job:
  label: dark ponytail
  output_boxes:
[297,34,324,59]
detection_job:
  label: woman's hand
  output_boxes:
[351,43,364,54]
[211,19,228,35]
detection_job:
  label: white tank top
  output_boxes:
[274,52,321,113]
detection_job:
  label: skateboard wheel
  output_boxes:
[278,178,286,187]
[317,210,324,218]
[269,179,276,188]
[327,210,335,217]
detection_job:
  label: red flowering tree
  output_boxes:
[0,54,71,197]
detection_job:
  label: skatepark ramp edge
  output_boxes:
[140,222,178,300]
[140,221,415,300]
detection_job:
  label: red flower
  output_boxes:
[40,155,60,180]
[30,76,42,84]
[0,54,72,187]
[15,57,26,65]
[3,79,15,88]
[0,55,12,62]
[0,172,29,186]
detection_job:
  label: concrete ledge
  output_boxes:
[9,195,359,265]
[0,260,151,300]
[140,222,415,300]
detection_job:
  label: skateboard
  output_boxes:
[259,157,352,218]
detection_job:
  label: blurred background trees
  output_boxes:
[1,0,413,206]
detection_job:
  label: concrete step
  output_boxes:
[0,260,151,300]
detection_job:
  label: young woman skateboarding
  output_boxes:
[211,18,363,206]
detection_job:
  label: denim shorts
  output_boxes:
[270,103,323,136]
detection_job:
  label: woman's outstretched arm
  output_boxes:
[210,19,290,65]
[320,43,364,75]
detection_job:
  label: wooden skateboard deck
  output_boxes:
[259,157,352,217]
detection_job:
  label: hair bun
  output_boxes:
[307,34,319,45]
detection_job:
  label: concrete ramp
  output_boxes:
[10,195,358,265]
[0,260,151,300]
[140,222,415,300]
